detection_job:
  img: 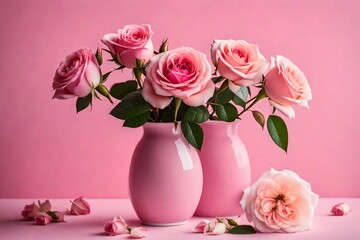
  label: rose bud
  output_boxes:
[195,219,211,233]
[129,227,148,239]
[21,202,40,219]
[104,216,128,236]
[34,212,52,225]
[69,196,90,215]
[331,203,351,216]
[211,222,227,235]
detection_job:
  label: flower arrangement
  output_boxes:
[52,24,311,152]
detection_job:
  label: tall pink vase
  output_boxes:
[195,121,251,217]
[129,122,203,226]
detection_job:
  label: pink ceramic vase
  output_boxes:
[195,121,251,217]
[129,122,203,226]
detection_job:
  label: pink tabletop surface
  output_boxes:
[0,198,358,240]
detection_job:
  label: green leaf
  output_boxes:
[181,121,203,150]
[233,95,246,108]
[267,115,288,153]
[217,88,234,105]
[76,96,90,113]
[123,111,150,128]
[46,211,58,220]
[252,111,265,129]
[110,92,151,120]
[228,225,256,234]
[102,71,112,83]
[214,103,238,122]
[110,81,138,100]
[183,106,209,123]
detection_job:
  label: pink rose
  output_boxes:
[53,48,101,99]
[102,24,154,68]
[69,196,90,215]
[38,199,51,212]
[195,219,211,233]
[21,202,39,219]
[240,168,318,233]
[104,216,128,236]
[264,55,312,119]
[34,212,52,225]
[142,47,215,109]
[331,203,351,216]
[211,40,268,92]
[129,227,148,239]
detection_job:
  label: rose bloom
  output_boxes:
[53,48,101,99]
[211,40,268,92]
[240,168,318,233]
[130,227,148,239]
[331,203,351,216]
[21,202,39,219]
[34,212,52,225]
[102,24,154,68]
[264,55,312,119]
[142,47,215,109]
[104,216,128,236]
[69,196,90,215]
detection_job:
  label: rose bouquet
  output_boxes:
[52,24,311,152]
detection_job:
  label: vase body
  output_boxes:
[129,123,203,226]
[195,121,251,217]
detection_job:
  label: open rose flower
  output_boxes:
[104,216,128,236]
[129,227,148,239]
[211,40,268,92]
[240,168,318,233]
[331,203,351,216]
[69,196,90,215]
[34,212,52,225]
[21,202,39,219]
[142,47,215,109]
[53,48,101,99]
[264,55,312,119]
[102,24,154,68]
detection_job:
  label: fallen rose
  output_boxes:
[331,203,351,216]
[240,168,318,233]
[129,227,148,239]
[34,212,52,225]
[69,196,90,215]
[104,216,128,236]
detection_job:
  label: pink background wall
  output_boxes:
[0,0,359,198]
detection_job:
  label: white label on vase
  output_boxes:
[175,138,194,171]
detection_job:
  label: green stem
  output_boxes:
[133,68,143,89]
[174,98,181,123]
[238,88,268,117]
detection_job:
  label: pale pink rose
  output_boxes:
[142,47,215,109]
[264,55,312,119]
[211,40,268,92]
[34,212,52,225]
[211,222,227,235]
[195,219,211,233]
[21,202,39,219]
[69,196,90,215]
[331,203,351,216]
[102,24,154,68]
[104,216,128,236]
[240,168,318,233]
[130,227,148,239]
[38,200,51,212]
[53,48,101,99]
